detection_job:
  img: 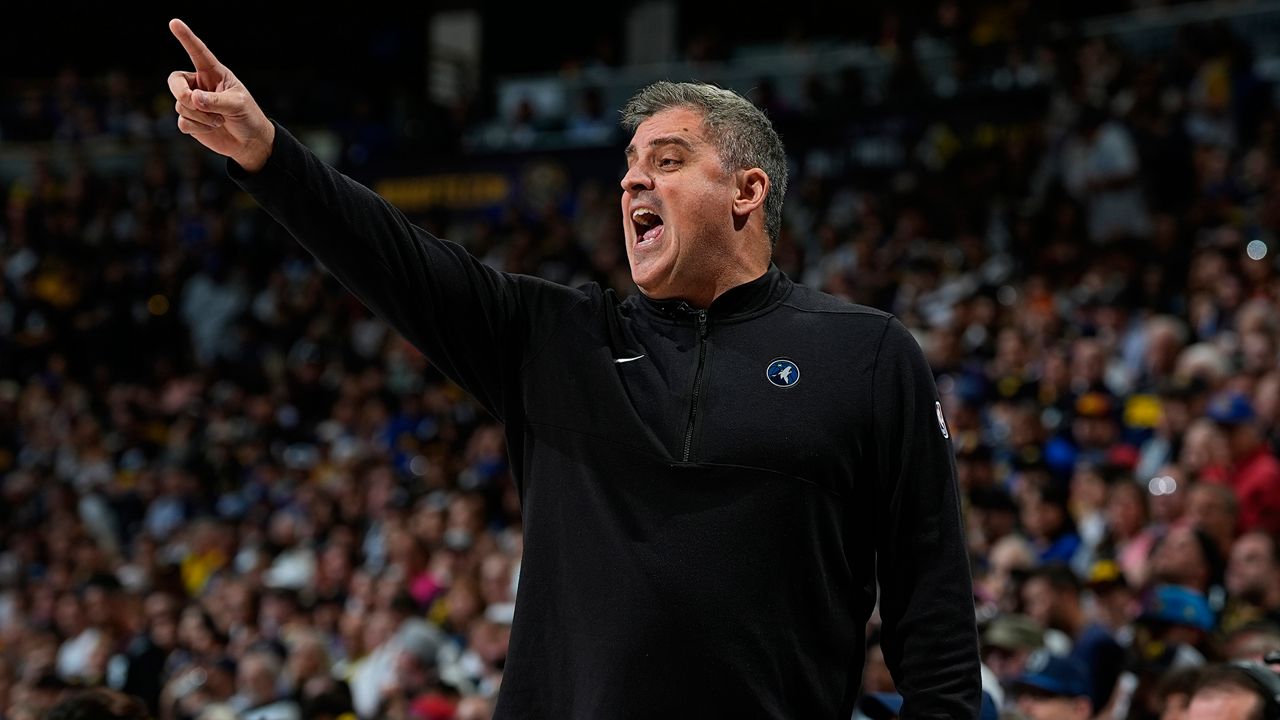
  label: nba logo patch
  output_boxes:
[766,358,800,388]
[936,401,949,438]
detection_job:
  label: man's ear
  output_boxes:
[732,168,769,219]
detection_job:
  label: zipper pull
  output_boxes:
[697,310,708,340]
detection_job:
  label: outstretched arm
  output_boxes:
[167,19,584,419]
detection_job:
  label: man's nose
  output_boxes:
[620,164,652,193]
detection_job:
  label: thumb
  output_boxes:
[193,89,242,114]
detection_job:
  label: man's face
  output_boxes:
[1227,534,1276,601]
[1022,577,1060,629]
[984,645,1034,681]
[620,106,739,302]
[1187,487,1233,538]
[1151,526,1206,587]
[1186,689,1263,720]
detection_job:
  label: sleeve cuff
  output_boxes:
[225,118,297,188]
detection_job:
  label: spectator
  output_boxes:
[1186,662,1280,720]
[232,647,299,720]
[1061,105,1151,244]
[1009,651,1093,720]
[2,6,1280,719]
[1207,391,1280,538]
[1223,532,1280,632]
[981,613,1045,685]
[1186,481,1240,559]
[1020,564,1125,711]
[1148,525,1226,598]
[45,688,149,720]
[1151,666,1203,720]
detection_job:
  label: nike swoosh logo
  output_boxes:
[614,355,645,364]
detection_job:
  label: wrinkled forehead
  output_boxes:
[625,107,708,156]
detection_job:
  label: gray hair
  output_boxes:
[620,81,788,246]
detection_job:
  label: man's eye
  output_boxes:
[658,158,680,168]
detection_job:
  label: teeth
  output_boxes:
[632,208,659,227]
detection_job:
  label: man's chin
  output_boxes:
[629,268,674,299]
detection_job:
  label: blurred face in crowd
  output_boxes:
[1158,396,1191,438]
[1186,484,1236,551]
[984,536,1034,610]
[456,696,494,720]
[1072,414,1119,449]
[1015,690,1091,720]
[1149,465,1188,525]
[1226,532,1279,604]
[1224,627,1280,661]
[286,632,328,686]
[1070,339,1105,389]
[1022,577,1059,630]
[984,644,1036,682]
[1255,373,1280,426]
[468,619,511,668]
[82,586,114,629]
[144,593,178,649]
[1071,466,1108,513]
[1092,583,1137,632]
[1146,322,1185,378]
[237,652,279,706]
[1181,420,1229,473]
[178,607,218,654]
[1240,332,1275,377]
[1186,688,1263,720]
[1161,691,1191,720]
[621,106,768,306]
[995,328,1028,375]
[53,593,82,637]
[1224,422,1263,461]
[1107,481,1148,539]
[1150,526,1211,591]
[1021,492,1067,543]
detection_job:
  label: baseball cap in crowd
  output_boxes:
[1086,559,1128,591]
[1138,584,1215,632]
[1075,391,1117,419]
[982,614,1045,651]
[1206,391,1255,425]
[1103,444,1139,473]
[1012,650,1091,699]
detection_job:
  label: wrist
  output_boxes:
[235,122,276,173]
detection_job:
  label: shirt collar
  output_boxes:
[632,263,792,321]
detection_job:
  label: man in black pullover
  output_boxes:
[167,18,981,718]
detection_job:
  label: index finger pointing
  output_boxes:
[169,18,219,71]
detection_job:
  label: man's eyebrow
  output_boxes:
[624,136,696,160]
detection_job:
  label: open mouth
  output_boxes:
[632,207,665,246]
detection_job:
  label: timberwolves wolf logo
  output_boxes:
[766,359,800,388]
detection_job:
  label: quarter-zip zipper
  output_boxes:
[682,309,709,462]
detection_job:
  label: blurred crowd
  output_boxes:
[4,3,1280,720]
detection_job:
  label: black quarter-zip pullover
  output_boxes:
[227,120,982,719]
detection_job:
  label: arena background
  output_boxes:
[4,2,1280,719]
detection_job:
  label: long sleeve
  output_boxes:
[870,317,982,718]
[225,120,586,421]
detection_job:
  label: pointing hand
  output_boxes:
[167,18,275,172]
